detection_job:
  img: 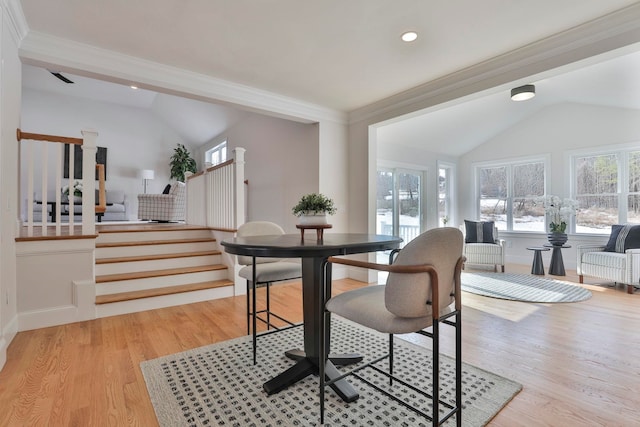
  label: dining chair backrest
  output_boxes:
[236,221,286,266]
[384,227,463,318]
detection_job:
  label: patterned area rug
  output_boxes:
[462,272,592,303]
[141,319,521,426]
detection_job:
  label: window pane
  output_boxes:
[576,195,617,234]
[376,171,393,235]
[479,167,506,227]
[629,151,640,192]
[628,195,640,224]
[438,167,450,225]
[512,162,545,231]
[513,198,545,231]
[576,154,617,195]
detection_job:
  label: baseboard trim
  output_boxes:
[18,305,80,332]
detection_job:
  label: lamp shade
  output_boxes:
[141,169,155,180]
[511,84,535,101]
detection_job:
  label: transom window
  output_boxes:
[572,149,640,234]
[205,141,227,166]
[476,159,546,231]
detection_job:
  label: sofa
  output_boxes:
[30,189,129,222]
[577,224,640,294]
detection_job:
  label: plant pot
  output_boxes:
[547,232,568,246]
[298,213,327,226]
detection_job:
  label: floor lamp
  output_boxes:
[141,169,154,194]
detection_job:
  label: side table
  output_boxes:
[543,243,571,276]
[526,247,550,275]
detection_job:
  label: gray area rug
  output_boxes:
[141,319,521,426]
[461,272,592,303]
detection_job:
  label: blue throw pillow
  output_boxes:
[464,220,496,244]
[604,224,640,253]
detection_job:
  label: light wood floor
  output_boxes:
[0,265,638,426]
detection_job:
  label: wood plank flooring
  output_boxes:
[0,265,638,426]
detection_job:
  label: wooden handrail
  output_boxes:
[17,128,83,145]
[95,164,107,214]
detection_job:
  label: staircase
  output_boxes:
[94,225,234,318]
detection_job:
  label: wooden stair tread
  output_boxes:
[96,250,221,264]
[96,237,216,248]
[95,279,233,304]
[96,264,227,283]
[97,224,210,233]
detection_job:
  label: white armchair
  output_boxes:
[137,181,186,222]
[577,245,640,294]
[461,222,506,272]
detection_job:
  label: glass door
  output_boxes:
[376,167,423,272]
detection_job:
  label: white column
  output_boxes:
[81,130,98,235]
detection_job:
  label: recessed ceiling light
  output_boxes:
[401,31,418,42]
[130,85,138,90]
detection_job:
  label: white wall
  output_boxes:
[458,103,640,267]
[20,89,191,219]
[0,2,23,370]
[204,113,320,233]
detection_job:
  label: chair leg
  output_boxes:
[389,334,394,386]
[252,279,258,365]
[266,281,271,329]
[456,313,462,427]
[432,320,439,427]
[246,280,251,336]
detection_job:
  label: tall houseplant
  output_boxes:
[169,143,197,182]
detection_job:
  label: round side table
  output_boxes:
[543,244,571,276]
[526,246,550,275]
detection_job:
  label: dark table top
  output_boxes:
[221,233,402,258]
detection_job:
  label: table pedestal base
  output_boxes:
[263,349,362,402]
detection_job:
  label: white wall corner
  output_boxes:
[73,280,96,322]
[0,337,6,372]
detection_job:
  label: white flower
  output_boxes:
[538,195,578,232]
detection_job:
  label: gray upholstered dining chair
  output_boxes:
[236,221,302,364]
[319,227,464,426]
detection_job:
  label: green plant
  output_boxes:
[169,144,197,182]
[62,180,83,197]
[292,193,337,217]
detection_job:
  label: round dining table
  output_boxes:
[221,232,402,402]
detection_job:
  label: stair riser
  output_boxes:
[96,269,229,295]
[95,286,234,318]
[96,241,217,258]
[96,229,214,244]
[96,255,222,275]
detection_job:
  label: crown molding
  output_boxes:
[18,31,348,125]
[349,2,640,125]
[3,0,28,44]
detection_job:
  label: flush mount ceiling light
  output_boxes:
[511,84,536,101]
[401,31,418,42]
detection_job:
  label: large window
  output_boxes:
[477,159,546,231]
[573,149,640,233]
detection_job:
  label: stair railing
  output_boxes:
[18,128,104,236]
[186,147,246,230]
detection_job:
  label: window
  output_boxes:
[477,159,546,231]
[205,141,227,166]
[438,162,455,226]
[572,149,640,233]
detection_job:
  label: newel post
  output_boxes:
[233,147,246,229]
[81,129,98,234]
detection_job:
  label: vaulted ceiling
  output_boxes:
[18,0,640,154]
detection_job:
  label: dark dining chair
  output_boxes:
[320,227,464,426]
[236,221,302,364]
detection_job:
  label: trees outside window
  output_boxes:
[477,159,545,231]
[573,149,640,233]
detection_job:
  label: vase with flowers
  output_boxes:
[62,180,83,202]
[540,195,578,246]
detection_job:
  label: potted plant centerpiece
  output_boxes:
[169,143,197,182]
[292,193,337,225]
[541,195,578,246]
[62,180,83,203]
